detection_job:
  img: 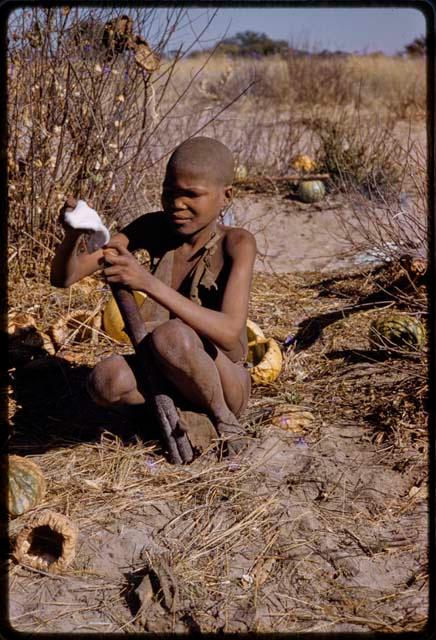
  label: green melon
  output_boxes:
[297,180,325,203]
[369,314,426,351]
[8,455,46,517]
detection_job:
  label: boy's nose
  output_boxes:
[173,197,187,210]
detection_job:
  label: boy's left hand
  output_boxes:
[102,240,151,292]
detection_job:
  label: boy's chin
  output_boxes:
[171,224,193,236]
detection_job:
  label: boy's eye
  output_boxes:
[163,188,201,199]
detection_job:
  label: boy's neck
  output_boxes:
[177,221,219,253]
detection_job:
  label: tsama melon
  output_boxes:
[234,164,248,181]
[297,180,325,203]
[7,455,46,517]
[369,314,426,351]
[102,291,148,343]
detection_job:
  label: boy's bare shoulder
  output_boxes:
[221,226,257,257]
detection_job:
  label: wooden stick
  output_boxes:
[63,197,193,464]
[110,285,193,464]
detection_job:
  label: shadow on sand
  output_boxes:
[8,344,158,456]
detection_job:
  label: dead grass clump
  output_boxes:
[364,372,427,448]
[193,54,289,104]
[285,51,425,118]
[287,52,355,107]
[308,110,403,198]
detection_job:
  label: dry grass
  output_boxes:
[7,265,428,633]
[347,55,426,120]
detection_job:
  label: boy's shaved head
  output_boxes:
[167,137,234,185]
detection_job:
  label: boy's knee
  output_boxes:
[151,319,200,361]
[87,355,132,406]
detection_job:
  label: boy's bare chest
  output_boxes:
[169,241,225,291]
[171,249,210,290]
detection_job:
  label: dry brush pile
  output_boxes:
[7,7,250,276]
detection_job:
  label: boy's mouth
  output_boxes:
[170,213,192,223]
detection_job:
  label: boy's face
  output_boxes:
[161,165,232,237]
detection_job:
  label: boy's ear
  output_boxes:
[224,185,233,202]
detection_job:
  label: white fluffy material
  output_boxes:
[64,199,110,252]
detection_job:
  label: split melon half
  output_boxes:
[246,319,283,385]
[102,291,148,343]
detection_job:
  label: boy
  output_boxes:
[51,137,257,456]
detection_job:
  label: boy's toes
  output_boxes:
[215,412,243,437]
[225,434,249,457]
[215,419,249,458]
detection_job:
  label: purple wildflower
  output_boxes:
[294,437,308,449]
[144,457,158,473]
[283,334,297,349]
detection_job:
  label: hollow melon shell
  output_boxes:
[246,319,283,384]
[102,291,148,343]
[8,455,46,517]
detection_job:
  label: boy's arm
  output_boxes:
[103,229,256,352]
[50,207,160,288]
[50,228,129,288]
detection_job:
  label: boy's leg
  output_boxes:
[87,354,146,407]
[87,319,249,430]
[149,319,250,431]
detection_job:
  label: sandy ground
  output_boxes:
[8,423,428,633]
[231,190,426,274]
[232,193,356,273]
[7,233,428,632]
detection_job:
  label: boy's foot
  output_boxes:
[214,412,249,457]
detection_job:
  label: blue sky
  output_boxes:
[166,7,426,55]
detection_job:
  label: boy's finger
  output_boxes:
[103,251,130,265]
[104,242,130,255]
[103,265,123,277]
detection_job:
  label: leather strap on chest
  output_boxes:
[139,250,173,331]
[188,230,223,306]
[140,229,223,330]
